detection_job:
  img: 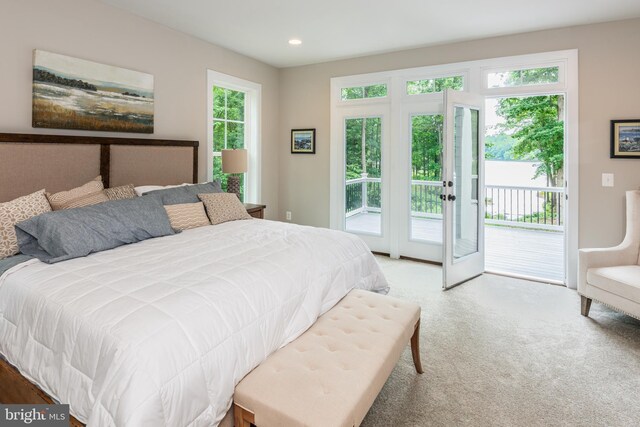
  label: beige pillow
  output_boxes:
[46,176,108,210]
[164,202,211,231]
[198,193,252,225]
[0,189,52,259]
[104,184,137,201]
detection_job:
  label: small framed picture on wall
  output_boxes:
[611,120,640,158]
[291,129,316,154]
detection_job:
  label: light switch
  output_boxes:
[602,173,614,187]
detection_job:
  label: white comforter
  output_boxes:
[0,220,388,426]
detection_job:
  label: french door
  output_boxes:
[332,89,485,289]
[398,101,444,261]
[442,89,485,289]
[338,104,391,253]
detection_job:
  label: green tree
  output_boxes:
[411,115,443,180]
[496,94,564,186]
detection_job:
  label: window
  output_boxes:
[341,84,387,100]
[213,87,246,199]
[407,75,464,95]
[487,66,559,88]
[207,70,261,203]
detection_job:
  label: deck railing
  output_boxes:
[485,185,564,230]
[345,176,564,230]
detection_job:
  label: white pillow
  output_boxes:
[134,183,191,197]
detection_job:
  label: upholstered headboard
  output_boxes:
[0,133,198,203]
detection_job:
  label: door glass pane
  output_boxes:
[453,106,480,259]
[410,114,443,242]
[345,117,382,235]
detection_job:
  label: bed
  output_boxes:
[0,133,389,426]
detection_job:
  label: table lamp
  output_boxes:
[221,149,247,199]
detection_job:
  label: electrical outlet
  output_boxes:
[602,173,614,187]
[286,211,292,221]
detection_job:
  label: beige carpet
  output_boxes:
[362,256,640,427]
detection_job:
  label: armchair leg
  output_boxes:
[581,296,592,317]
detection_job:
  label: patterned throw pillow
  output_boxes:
[0,189,51,259]
[164,202,211,231]
[104,184,137,201]
[198,193,252,225]
[46,176,108,210]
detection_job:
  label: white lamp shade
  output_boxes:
[221,149,247,174]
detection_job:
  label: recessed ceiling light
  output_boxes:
[288,39,302,46]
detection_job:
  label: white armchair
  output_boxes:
[578,190,640,319]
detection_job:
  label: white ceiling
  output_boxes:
[99,0,640,68]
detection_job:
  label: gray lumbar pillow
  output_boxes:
[142,181,222,205]
[16,196,175,264]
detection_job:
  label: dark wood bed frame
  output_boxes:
[0,133,199,425]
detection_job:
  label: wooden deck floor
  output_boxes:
[346,213,564,282]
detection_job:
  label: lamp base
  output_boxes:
[227,175,241,200]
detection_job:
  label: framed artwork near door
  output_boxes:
[611,120,640,158]
[291,129,316,154]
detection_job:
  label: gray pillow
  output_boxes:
[15,196,175,264]
[143,182,222,205]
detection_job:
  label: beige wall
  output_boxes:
[278,18,640,248]
[0,0,280,219]
[1,1,638,247]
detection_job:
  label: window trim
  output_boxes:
[207,70,261,203]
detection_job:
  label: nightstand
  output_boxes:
[245,203,266,219]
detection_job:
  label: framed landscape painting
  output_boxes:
[611,119,640,158]
[32,50,154,133]
[291,128,316,154]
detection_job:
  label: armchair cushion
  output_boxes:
[587,265,640,302]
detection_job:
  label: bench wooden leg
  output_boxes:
[234,403,255,427]
[581,296,592,317]
[411,318,424,374]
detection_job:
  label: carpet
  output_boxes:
[362,256,640,427]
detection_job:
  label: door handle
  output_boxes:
[439,194,446,201]
[448,181,453,187]
[447,194,456,201]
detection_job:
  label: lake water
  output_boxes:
[485,160,548,187]
[33,82,154,132]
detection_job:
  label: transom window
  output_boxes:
[341,84,387,100]
[406,75,464,95]
[487,66,559,88]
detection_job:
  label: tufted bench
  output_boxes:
[233,289,423,427]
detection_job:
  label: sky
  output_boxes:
[484,98,504,135]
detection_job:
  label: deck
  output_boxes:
[346,213,564,282]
